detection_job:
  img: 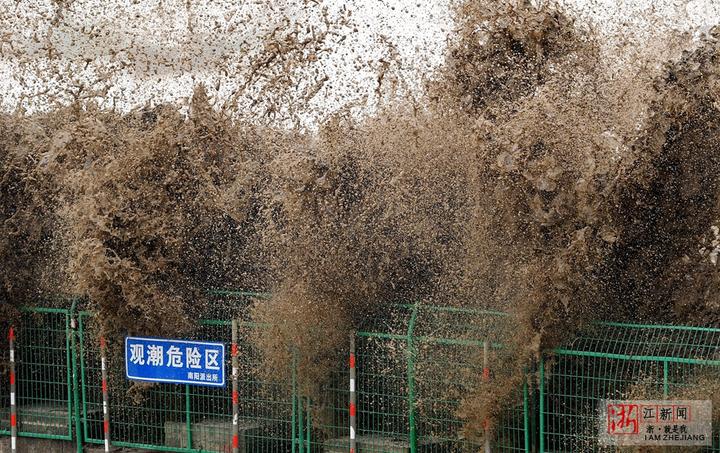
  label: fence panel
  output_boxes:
[22,300,720,453]
[79,313,295,452]
[2,297,531,452]
[0,307,74,441]
[412,305,529,453]
[540,323,720,452]
[414,340,529,452]
[308,332,412,453]
[307,304,532,453]
[233,321,295,452]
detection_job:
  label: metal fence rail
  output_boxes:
[540,322,720,452]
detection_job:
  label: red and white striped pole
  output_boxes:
[483,340,491,453]
[100,336,111,452]
[9,326,17,453]
[231,320,239,453]
[349,333,356,453]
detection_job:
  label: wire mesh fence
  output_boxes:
[0,307,75,441]
[0,299,532,452]
[79,310,296,452]
[80,313,237,452]
[412,305,529,453]
[6,297,720,453]
[307,303,531,453]
[540,322,720,452]
[311,333,415,453]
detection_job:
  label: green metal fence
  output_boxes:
[78,296,296,452]
[540,322,720,452]
[307,303,531,453]
[8,296,720,453]
[0,306,78,444]
[0,298,530,453]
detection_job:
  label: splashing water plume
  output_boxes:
[1,0,720,438]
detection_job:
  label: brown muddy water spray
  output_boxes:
[1,0,720,441]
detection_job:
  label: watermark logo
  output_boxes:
[599,400,711,446]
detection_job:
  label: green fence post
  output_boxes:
[406,302,419,453]
[539,356,545,453]
[483,340,490,453]
[663,360,669,397]
[523,379,530,453]
[298,394,304,453]
[70,299,83,453]
[78,313,89,443]
[66,310,73,438]
[185,384,192,448]
[297,354,304,453]
[292,350,297,453]
[305,397,310,451]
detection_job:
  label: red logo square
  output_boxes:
[608,404,639,434]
